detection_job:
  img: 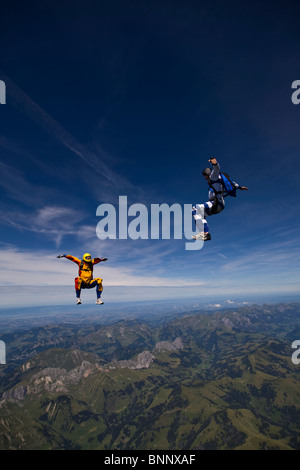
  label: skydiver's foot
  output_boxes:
[76,298,82,305]
[96,298,104,305]
[191,232,211,241]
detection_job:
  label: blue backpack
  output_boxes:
[220,172,237,197]
[209,171,237,199]
[207,170,238,214]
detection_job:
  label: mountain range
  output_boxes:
[0,302,300,450]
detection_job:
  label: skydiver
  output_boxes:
[192,157,248,241]
[57,253,108,304]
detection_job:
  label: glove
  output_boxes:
[57,254,66,258]
[101,257,108,262]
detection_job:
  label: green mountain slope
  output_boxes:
[0,303,300,450]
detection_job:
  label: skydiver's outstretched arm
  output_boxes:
[57,254,81,266]
[209,158,248,191]
[232,181,249,191]
[208,157,221,181]
[93,257,108,265]
[209,157,218,165]
[57,255,108,264]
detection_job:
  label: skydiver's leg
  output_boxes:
[192,200,224,240]
[96,280,103,299]
[192,203,211,240]
[75,277,82,304]
[89,278,104,304]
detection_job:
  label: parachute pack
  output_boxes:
[80,259,93,272]
[219,172,237,197]
[209,171,237,198]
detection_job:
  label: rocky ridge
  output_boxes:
[0,337,184,405]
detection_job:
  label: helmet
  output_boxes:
[82,253,92,262]
[202,167,212,177]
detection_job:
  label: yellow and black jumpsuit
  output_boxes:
[65,255,104,299]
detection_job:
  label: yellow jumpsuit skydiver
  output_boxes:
[58,253,107,304]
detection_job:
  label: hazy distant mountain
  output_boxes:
[0,303,299,450]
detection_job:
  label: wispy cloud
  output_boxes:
[0,158,98,246]
[0,161,42,207]
[0,71,141,198]
[0,244,205,288]
[220,239,300,275]
[0,205,94,247]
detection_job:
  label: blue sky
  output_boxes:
[0,0,300,308]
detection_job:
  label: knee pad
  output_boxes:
[93,278,103,292]
[75,277,82,290]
